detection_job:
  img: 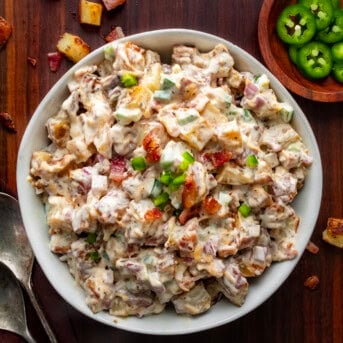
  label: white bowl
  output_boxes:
[17,29,323,335]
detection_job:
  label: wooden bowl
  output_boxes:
[258,0,343,102]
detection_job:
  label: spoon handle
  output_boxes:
[24,281,58,343]
[22,327,37,343]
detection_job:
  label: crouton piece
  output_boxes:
[0,16,12,49]
[322,217,343,248]
[102,0,126,11]
[56,32,91,63]
[79,0,103,26]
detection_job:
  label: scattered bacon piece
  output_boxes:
[142,133,161,163]
[0,112,16,133]
[102,0,126,11]
[104,26,124,42]
[27,57,37,67]
[47,52,63,72]
[306,241,319,254]
[182,176,198,209]
[144,208,163,221]
[0,17,12,49]
[203,196,222,215]
[204,151,232,168]
[304,275,319,290]
[109,155,127,182]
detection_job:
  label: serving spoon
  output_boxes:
[0,263,36,343]
[0,192,58,343]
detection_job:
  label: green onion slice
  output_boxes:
[179,151,195,171]
[238,203,251,217]
[88,251,100,262]
[86,232,96,244]
[153,89,172,101]
[183,151,195,163]
[153,192,170,208]
[172,173,186,186]
[161,78,175,90]
[121,72,138,87]
[160,171,173,185]
[131,156,147,171]
[246,154,258,168]
[150,179,163,198]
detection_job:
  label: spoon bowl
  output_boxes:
[0,192,57,342]
[0,193,34,286]
[0,263,35,343]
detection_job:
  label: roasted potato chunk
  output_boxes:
[79,0,103,26]
[56,32,91,63]
[0,16,12,49]
[322,217,343,248]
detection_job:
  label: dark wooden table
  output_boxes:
[0,1,342,342]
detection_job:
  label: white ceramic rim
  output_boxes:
[16,29,323,335]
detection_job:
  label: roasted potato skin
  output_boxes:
[56,32,91,63]
[0,16,12,49]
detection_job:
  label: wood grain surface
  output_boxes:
[0,1,342,342]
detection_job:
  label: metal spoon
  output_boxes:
[0,263,36,343]
[0,192,58,343]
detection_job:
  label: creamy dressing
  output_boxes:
[29,41,312,318]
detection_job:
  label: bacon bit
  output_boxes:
[102,0,126,11]
[104,26,125,42]
[142,133,161,163]
[179,232,197,252]
[27,57,37,67]
[328,218,343,235]
[0,17,12,49]
[47,52,63,72]
[0,112,16,133]
[203,196,222,215]
[204,151,232,168]
[178,206,200,225]
[109,155,127,182]
[306,241,319,254]
[144,208,163,221]
[182,176,198,209]
[304,275,319,290]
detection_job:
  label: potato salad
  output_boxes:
[29,41,313,317]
